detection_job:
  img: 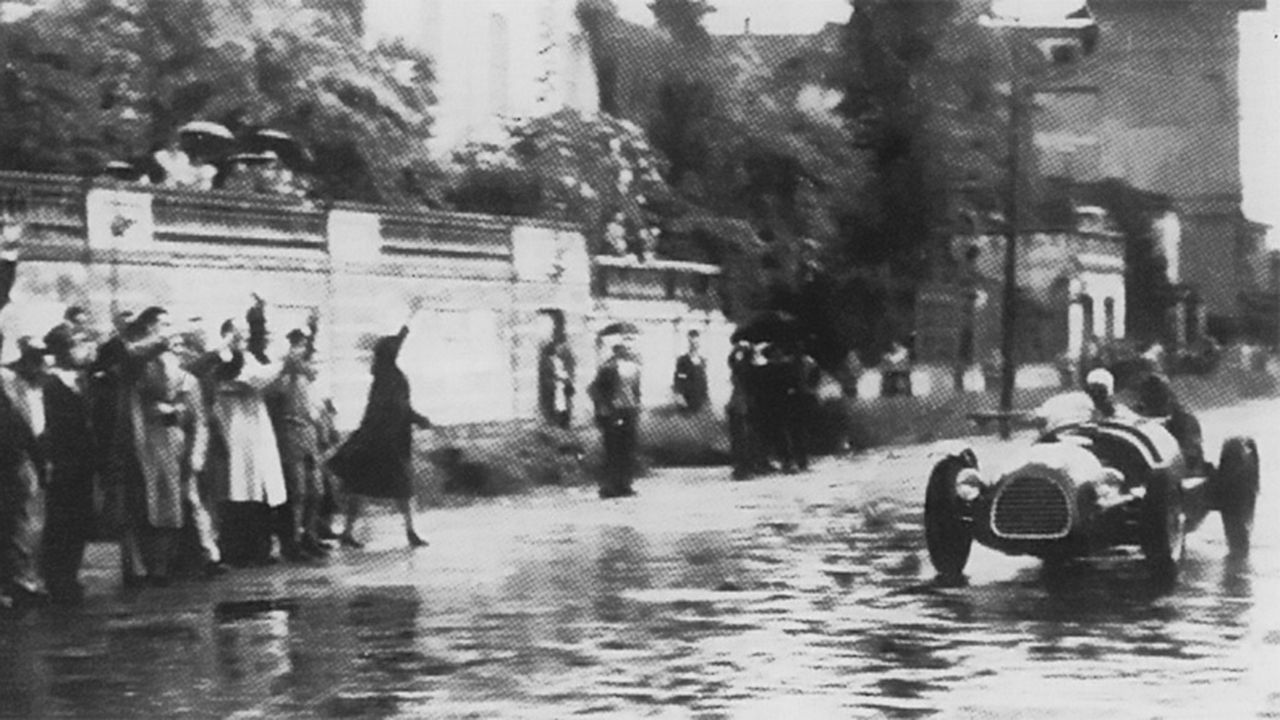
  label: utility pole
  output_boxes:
[984,6,1098,439]
[998,70,1025,440]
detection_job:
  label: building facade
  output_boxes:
[362,0,600,154]
[1029,0,1267,330]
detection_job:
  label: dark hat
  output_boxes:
[286,327,311,344]
[8,335,49,368]
[43,325,74,361]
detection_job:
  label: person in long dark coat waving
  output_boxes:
[327,325,431,548]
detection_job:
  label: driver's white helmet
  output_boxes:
[1085,368,1115,396]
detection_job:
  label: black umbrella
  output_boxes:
[730,310,802,345]
[178,120,234,140]
[245,128,312,169]
[101,160,145,182]
[177,120,235,162]
[598,321,640,337]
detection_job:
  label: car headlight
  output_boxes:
[955,468,984,503]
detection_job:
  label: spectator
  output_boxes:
[588,335,642,499]
[673,329,709,413]
[539,322,576,430]
[199,313,291,566]
[727,341,769,480]
[115,308,208,587]
[217,153,267,194]
[39,326,97,603]
[327,325,432,548]
[152,138,216,191]
[882,340,912,397]
[756,343,806,474]
[272,323,330,558]
[0,337,50,610]
[261,152,307,198]
[313,397,343,541]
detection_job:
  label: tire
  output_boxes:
[925,454,976,579]
[1141,472,1185,583]
[1216,437,1259,557]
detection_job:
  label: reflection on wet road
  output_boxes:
[2,402,1278,718]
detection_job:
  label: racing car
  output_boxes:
[923,414,1259,582]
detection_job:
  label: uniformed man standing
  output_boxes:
[589,334,642,499]
[673,329,708,413]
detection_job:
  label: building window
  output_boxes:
[1103,297,1115,341]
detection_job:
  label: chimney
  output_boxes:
[744,17,751,35]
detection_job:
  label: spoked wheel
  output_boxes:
[1216,437,1259,557]
[1141,472,1186,584]
[925,453,977,581]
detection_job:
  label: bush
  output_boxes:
[414,425,591,500]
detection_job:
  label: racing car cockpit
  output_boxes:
[1041,419,1183,489]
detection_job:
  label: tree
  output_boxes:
[838,0,1004,278]
[648,0,714,49]
[0,0,441,206]
[571,0,880,348]
[448,109,674,257]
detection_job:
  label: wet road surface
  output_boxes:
[2,400,1278,718]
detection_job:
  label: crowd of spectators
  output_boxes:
[98,123,310,199]
[0,246,435,611]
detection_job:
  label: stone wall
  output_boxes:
[0,172,728,430]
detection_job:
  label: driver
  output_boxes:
[1135,372,1204,470]
[1084,368,1136,422]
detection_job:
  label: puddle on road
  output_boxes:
[0,495,1276,719]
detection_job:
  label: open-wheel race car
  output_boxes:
[924,415,1259,583]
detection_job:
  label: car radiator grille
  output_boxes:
[992,476,1071,539]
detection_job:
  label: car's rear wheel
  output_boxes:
[1216,437,1259,557]
[925,454,976,580]
[1141,472,1185,583]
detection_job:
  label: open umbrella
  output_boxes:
[730,310,802,345]
[177,120,235,162]
[245,128,312,168]
[598,321,640,337]
[178,120,234,140]
[102,160,145,181]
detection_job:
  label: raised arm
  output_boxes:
[0,244,16,313]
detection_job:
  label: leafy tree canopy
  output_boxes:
[0,0,440,206]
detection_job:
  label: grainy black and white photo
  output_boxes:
[0,0,1277,717]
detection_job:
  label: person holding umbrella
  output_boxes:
[245,128,311,198]
[587,323,643,499]
[154,120,232,190]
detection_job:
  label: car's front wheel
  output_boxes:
[925,454,976,580]
[1141,472,1186,583]
[1216,436,1259,557]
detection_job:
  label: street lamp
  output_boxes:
[979,6,1099,439]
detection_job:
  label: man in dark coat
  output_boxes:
[727,342,757,480]
[328,325,431,548]
[673,329,708,413]
[588,337,642,499]
[39,326,98,603]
